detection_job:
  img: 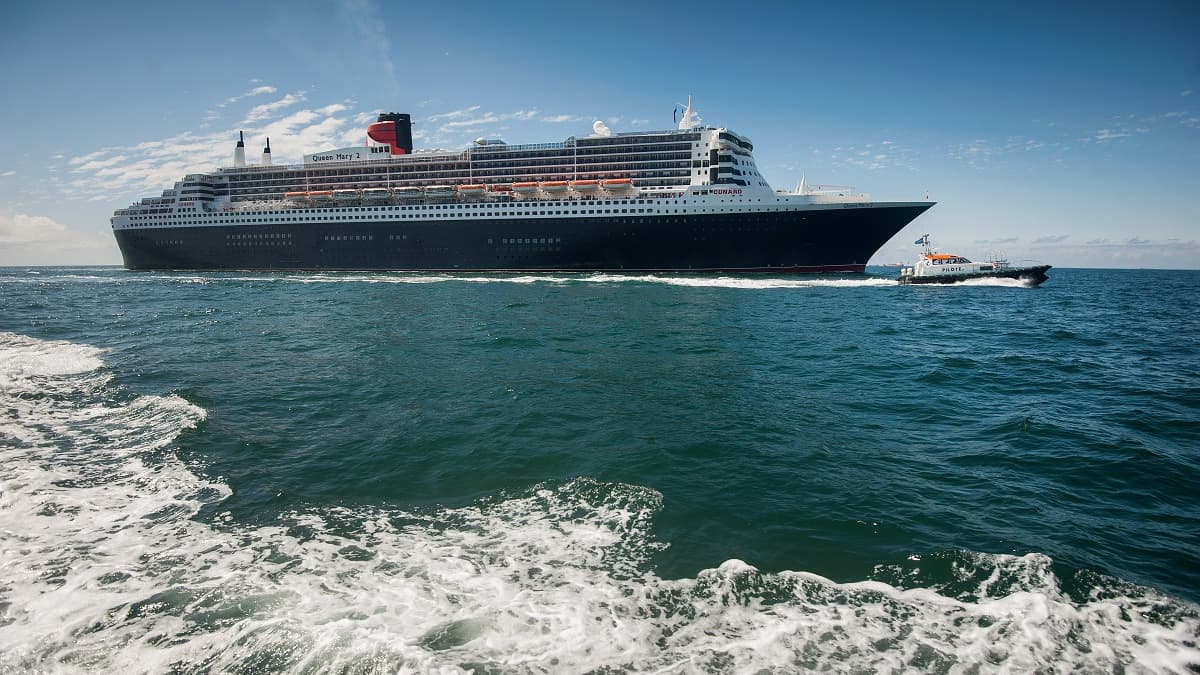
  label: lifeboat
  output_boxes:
[570,180,600,192]
[540,181,569,193]
[393,186,422,199]
[332,189,361,203]
[361,187,391,203]
[512,182,539,194]
[307,190,334,203]
[425,185,456,198]
[601,178,634,190]
[284,191,308,204]
[457,184,487,196]
[488,184,513,193]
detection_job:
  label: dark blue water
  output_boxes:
[2,267,1198,672]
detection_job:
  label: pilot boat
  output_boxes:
[898,235,1050,286]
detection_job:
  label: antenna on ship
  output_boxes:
[261,137,272,167]
[233,130,246,168]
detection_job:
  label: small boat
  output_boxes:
[424,185,456,198]
[488,184,513,193]
[307,190,334,203]
[898,234,1050,286]
[540,181,569,193]
[602,178,634,190]
[332,189,360,203]
[284,191,308,204]
[393,186,422,199]
[457,184,487,196]
[570,179,600,192]
[512,182,539,193]
[361,187,391,203]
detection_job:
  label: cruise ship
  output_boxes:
[111,100,933,272]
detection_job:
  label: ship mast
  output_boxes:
[916,233,932,256]
[678,96,701,130]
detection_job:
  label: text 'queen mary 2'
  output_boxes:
[112,100,933,272]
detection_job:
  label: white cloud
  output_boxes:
[542,114,582,123]
[204,85,278,121]
[1094,130,1128,142]
[1,170,15,177]
[0,211,117,265]
[62,96,362,203]
[68,150,113,167]
[946,135,1054,166]
[242,92,307,124]
[439,111,535,130]
[819,139,920,171]
[425,106,481,122]
[1183,90,1194,97]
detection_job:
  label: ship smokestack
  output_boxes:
[261,137,272,166]
[366,112,413,155]
[233,130,246,168]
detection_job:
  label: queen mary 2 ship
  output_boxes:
[111,100,933,272]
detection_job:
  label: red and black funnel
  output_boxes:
[366,112,413,155]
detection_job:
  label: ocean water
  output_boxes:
[1,266,1198,673]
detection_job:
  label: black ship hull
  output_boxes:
[115,203,931,273]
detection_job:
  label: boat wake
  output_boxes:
[2,331,1197,672]
[11,271,900,290]
[952,276,1042,288]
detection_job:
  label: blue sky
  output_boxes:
[1,0,1197,267]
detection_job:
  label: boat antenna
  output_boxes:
[914,233,931,255]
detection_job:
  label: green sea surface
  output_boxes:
[1,267,1197,672]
